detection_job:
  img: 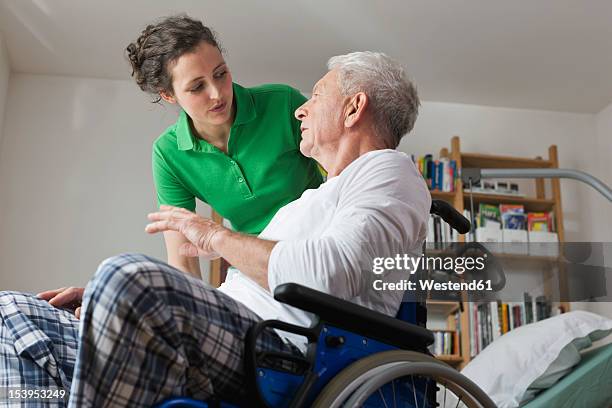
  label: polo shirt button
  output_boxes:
[238,177,244,183]
[230,160,236,165]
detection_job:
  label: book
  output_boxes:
[427,215,435,243]
[413,154,458,192]
[528,212,549,232]
[524,293,533,324]
[478,204,501,229]
[425,154,433,189]
[429,330,457,356]
[500,204,527,230]
[501,303,509,334]
[433,216,442,248]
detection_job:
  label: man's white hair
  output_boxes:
[327,51,419,147]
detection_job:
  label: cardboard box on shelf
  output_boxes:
[502,229,529,255]
[528,231,559,257]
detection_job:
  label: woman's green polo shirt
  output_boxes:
[152,82,323,234]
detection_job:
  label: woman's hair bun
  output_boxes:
[125,15,222,102]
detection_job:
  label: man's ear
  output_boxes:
[159,90,176,104]
[344,92,368,128]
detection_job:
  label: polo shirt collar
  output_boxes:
[176,82,257,151]
[232,82,257,126]
[176,110,195,151]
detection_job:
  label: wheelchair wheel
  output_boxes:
[312,350,495,408]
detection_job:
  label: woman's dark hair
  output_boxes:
[126,15,222,102]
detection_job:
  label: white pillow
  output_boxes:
[460,310,612,408]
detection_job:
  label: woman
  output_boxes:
[0,14,321,403]
[127,14,322,277]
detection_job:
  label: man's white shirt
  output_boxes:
[218,149,431,349]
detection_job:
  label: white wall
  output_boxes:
[0,74,211,292]
[591,103,612,242]
[583,102,612,320]
[0,32,10,159]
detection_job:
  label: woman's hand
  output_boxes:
[146,205,226,259]
[37,287,85,319]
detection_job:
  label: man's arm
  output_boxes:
[146,206,276,290]
[210,230,277,291]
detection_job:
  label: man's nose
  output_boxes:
[294,103,307,120]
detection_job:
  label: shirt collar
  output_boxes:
[176,82,257,151]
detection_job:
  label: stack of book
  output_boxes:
[429,330,459,356]
[463,204,557,250]
[413,154,459,192]
[468,294,558,357]
[427,214,459,246]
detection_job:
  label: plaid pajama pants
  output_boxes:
[0,253,302,407]
[0,292,78,407]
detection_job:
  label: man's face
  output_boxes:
[294,69,346,159]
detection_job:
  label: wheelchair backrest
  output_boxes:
[393,200,469,328]
[395,301,417,323]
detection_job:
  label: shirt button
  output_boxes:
[238,177,244,183]
[230,160,236,165]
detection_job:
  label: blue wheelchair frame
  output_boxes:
[158,200,468,408]
[159,289,431,408]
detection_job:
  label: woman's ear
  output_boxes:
[159,90,176,104]
[344,92,368,128]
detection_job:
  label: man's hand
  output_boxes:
[37,287,84,319]
[146,205,226,259]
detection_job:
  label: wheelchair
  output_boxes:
[158,200,497,408]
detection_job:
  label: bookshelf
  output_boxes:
[427,300,463,366]
[426,136,569,369]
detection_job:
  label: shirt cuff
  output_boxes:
[267,240,287,293]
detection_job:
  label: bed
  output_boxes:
[522,343,612,408]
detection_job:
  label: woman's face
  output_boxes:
[162,41,234,127]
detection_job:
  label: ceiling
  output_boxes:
[1,0,611,113]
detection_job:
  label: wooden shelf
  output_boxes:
[436,354,463,364]
[461,153,553,169]
[427,301,460,315]
[462,192,556,212]
[425,249,558,263]
[493,252,558,262]
[430,190,456,201]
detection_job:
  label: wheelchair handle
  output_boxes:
[274,283,434,348]
[430,199,471,234]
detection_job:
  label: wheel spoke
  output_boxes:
[443,382,447,408]
[378,388,389,408]
[411,376,418,408]
[454,395,463,408]
[391,379,397,408]
[422,379,429,408]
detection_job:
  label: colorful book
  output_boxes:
[500,204,526,230]
[528,212,549,231]
[501,303,509,334]
[478,204,501,229]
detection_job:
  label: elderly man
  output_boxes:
[0,51,430,407]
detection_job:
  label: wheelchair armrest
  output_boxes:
[273,283,434,350]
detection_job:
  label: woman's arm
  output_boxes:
[163,230,202,279]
